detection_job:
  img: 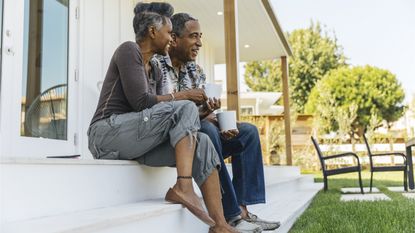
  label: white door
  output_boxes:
[1,0,79,158]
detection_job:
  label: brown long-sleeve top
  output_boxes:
[90,41,161,126]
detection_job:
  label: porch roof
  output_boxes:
[166,0,292,63]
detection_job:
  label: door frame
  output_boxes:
[0,0,79,158]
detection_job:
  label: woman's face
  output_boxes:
[154,18,173,56]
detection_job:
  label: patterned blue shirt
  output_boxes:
[152,54,206,95]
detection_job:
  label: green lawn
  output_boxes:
[290,171,415,233]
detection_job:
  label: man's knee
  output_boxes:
[200,120,220,136]
[239,122,260,139]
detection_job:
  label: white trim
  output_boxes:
[1,0,22,157]
[1,0,80,158]
[0,157,138,166]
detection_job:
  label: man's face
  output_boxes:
[154,18,173,56]
[173,20,202,62]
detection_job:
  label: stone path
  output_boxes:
[340,187,415,201]
[340,193,391,202]
[341,187,380,193]
[386,186,415,193]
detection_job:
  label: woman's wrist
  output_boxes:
[170,93,175,101]
[174,91,184,100]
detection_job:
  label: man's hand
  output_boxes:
[204,112,219,127]
[221,129,239,140]
[203,113,239,139]
[199,98,221,119]
[209,97,221,111]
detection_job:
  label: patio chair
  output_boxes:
[311,136,364,194]
[25,84,67,140]
[362,133,407,192]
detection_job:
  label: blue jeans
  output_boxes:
[200,120,266,219]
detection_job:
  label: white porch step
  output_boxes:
[3,200,209,233]
[2,173,322,233]
[1,158,321,232]
[1,158,178,223]
[250,176,322,233]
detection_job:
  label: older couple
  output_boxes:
[88,2,278,233]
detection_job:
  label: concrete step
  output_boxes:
[1,158,177,223]
[0,158,303,223]
[250,178,323,233]
[3,200,208,233]
[2,173,322,233]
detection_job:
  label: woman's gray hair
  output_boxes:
[133,2,174,42]
[134,12,165,42]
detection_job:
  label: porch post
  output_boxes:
[25,0,44,136]
[223,0,240,119]
[281,56,293,165]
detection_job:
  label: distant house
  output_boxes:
[220,91,284,115]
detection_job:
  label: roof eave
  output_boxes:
[261,0,293,57]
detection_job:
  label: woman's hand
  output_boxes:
[176,88,208,105]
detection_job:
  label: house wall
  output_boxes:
[79,0,216,158]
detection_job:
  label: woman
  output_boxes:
[88,2,237,233]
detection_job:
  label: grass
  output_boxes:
[289,171,415,233]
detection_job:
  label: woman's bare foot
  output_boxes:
[172,182,204,211]
[165,181,215,226]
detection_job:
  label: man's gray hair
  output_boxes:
[171,13,198,37]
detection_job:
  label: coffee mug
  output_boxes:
[217,111,237,131]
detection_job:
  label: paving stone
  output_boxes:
[340,193,391,202]
[341,187,380,193]
[387,187,415,193]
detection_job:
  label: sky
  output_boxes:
[22,0,68,95]
[270,0,415,104]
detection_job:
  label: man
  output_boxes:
[153,13,281,233]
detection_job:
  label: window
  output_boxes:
[20,0,69,140]
[241,106,254,116]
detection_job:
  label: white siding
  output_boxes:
[79,0,135,158]
[78,0,217,157]
[196,42,216,83]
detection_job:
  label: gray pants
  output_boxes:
[88,100,220,186]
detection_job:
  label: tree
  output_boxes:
[244,22,346,112]
[244,60,282,92]
[411,93,415,116]
[305,65,406,137]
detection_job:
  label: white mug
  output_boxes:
[217,111,237,132]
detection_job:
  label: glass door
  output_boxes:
[2,0,78,158]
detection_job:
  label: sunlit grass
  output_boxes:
[290,171,415,233]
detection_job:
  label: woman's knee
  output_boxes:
[175,100,197,114]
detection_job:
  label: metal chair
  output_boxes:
[311,136,364,194]
[362,133,407,192]
[24,84,67,140]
